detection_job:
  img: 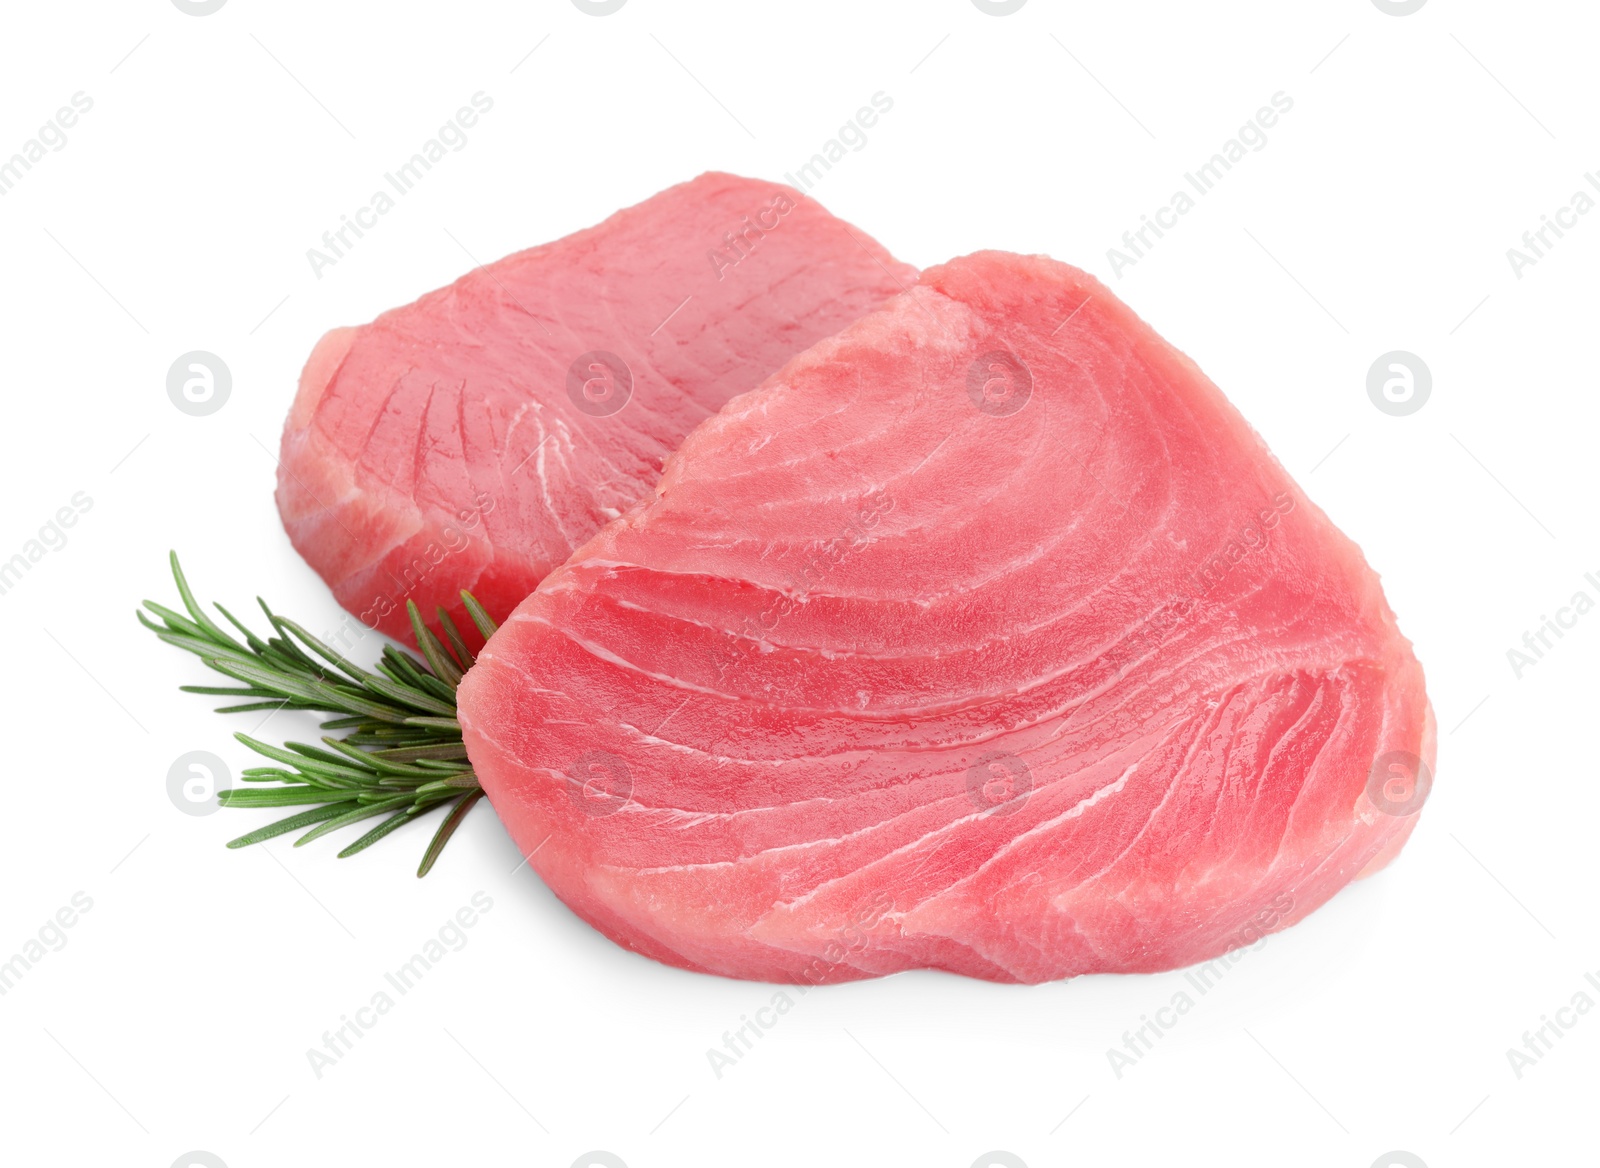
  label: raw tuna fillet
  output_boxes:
[457,251,1435,985]
[277,172,916,641]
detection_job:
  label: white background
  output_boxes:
[0,2,1594,1166]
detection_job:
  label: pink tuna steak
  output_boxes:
[278,172,916,642]
[457,251,1435,985]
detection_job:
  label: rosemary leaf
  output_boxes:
[417,789,485,877]
[460,591,499,640]
[295,796,415,847]
[337,806,428,858]
[436,606,475,671]
[225,804,352,848]
[407,600,464,687]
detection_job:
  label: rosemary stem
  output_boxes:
[142,553,489,876]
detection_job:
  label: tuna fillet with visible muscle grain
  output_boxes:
[277,172,916,640]
[457,251,1434,984]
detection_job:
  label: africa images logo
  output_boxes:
[567,351,633,417]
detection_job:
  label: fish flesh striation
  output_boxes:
[457,251,1434,984]
[277,172,916,641]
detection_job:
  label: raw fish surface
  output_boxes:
[278,172,915,641]
[459,251,1433,984]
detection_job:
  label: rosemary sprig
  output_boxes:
[140,552,495,877]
